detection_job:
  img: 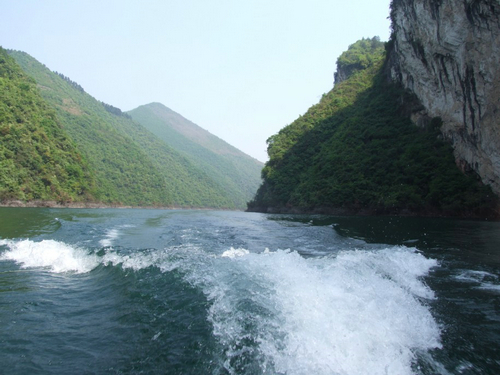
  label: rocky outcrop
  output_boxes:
[389,0,500,195]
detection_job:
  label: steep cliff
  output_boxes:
[389,0,500,195]
[248,39,496,218]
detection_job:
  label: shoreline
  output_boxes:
[0,200,242,211]
[2,200,497,220]
[0,200,123,209]
[246,205,500,220]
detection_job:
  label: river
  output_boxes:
[0,207,499,374]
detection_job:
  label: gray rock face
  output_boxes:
[389,0,500,194]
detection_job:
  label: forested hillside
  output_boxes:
[248,38,496,218]
[7,50,245,208]
[0,47,96,203]
[128,103,263,207]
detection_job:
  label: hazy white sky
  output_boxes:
[1,0,391,162]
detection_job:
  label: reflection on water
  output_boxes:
[0,208,62,238]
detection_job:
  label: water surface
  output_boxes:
[1,208,499,374]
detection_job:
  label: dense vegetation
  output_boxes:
[7,50,249,208]
[0,47,96,203]
[248,38,496,218]
[128,103,263,208]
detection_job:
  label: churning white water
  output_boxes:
[0,239,99,273]
[189,247,441,375]
[0,235,441,375]
[3,209,500,375]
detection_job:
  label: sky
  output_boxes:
[1,0,391,162]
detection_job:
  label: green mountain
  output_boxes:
[7,50,254,209]
[128,103,263,208]
[0,47,96,203]
[248,38,496,218]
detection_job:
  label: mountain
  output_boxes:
[7,50,256,209]
[388,0,500,196]
[248,37,497,218]
[127,103,263,208]
[0,47,96,203]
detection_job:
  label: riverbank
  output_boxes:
[0,200,116,209]
[0,200,239,211]
[246,205,500,220]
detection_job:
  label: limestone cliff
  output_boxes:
[389,0,500,195]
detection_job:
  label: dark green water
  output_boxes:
[0,208,499,374]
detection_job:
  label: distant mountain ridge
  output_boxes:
[134,103,241,156]
[4,49,262,209]
[128,103,263,207]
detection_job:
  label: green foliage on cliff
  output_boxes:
[0,47,96,202]
[128,103,263,208]
[248,39,495,217]
[8,50,239,208]
[336,37,385,81]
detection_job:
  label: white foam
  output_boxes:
[99,228,120,247]
[99,225,136,247]
[477,283,500,292]
[0,237,443,373]
[101,249,161,271]
[221,247,250,258]
[100,245,194,273]
[455,270,496,283]
[188,246,441,375]
[0,239,99,274]
[0,238,174,274]
[455,270,500,292]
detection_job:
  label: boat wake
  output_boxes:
[0,238,441,374]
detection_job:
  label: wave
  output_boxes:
[99,225,135,247]
[455,269,500,293]
[0,239,99,274]
[188,247,441,375]
[99,229,120,247]
[0,238,441,374]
